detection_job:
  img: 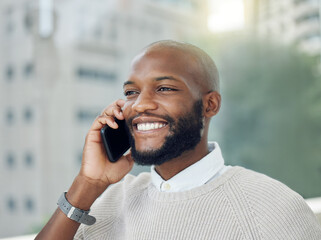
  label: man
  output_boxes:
[36,40,321,239]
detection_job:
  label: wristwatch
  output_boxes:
[57,192,96,225]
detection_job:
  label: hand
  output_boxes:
[79,99,134,191]
[35,100,135,239]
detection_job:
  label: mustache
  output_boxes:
[126,112,175,127]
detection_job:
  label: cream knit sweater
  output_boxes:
[74,167,321,239]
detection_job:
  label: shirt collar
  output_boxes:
[150,142,225,192]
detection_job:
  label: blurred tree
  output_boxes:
[199,35,321,198]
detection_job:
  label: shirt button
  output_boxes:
[161,182,171,191]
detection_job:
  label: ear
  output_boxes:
[203,91,221,118]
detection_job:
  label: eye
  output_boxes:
[124,90,139,96]
[157,87,178,92]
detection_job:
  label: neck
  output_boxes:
[154,138,209,181]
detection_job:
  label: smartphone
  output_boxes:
[100,118,130,162]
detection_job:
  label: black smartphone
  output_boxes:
[100,118,130,162]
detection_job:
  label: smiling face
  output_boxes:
[122,47,206,165]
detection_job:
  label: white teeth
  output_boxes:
[137,122,166,131]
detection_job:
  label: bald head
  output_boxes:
[141,40,220,93]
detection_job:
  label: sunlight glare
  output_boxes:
[208,0,245,33]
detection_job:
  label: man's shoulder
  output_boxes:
[229,166,305,207]
[225,167,321,238]
[232,167,300,197]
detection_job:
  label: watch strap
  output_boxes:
[57,192,96,226]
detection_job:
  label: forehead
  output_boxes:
[128,48,200,86]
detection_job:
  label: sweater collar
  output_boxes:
[150,142,225,192]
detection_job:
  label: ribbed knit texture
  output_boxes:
[74,167,321,240]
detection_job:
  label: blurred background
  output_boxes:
[0,0,320,238]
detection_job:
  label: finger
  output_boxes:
[103,105,122,117]
[90,115,118,131]
[115,99,125,109]
[113,108,124,120]
[101,99,125,116]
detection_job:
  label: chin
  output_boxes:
[134,140,164,152]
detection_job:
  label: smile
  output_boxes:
[136,122,167,131]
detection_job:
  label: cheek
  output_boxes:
[162,100,191,117]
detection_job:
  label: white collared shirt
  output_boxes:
[150,142,230,192]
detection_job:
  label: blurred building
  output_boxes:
[0,0,208,237]
[244,0,321,61]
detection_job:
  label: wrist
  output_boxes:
[58,192,96,226]
[66,175,109,210]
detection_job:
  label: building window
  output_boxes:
[24,107,33,122]
[25,152,34,167]
[5,6,14,34]
[6,153,15,169]
[6,65,14,81]
[5,6,14,33]
[6,109,14,124]
[299,32,320,41]
[24,13,33,32]
[295,12,319,25]
[24,62,34,78]
[293,0,317,4]
[76,109,98,123]
[108,26,118,41]
[77,152,83,166]
[77,67,117,82]
[94,26,102,39]
[7,197,17,212]
[25,197,34,212]
[108,16,118,40]
[6,22,14,33]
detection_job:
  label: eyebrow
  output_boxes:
[123,80,134,87]
[155,76,180,82]
[123,76,180,88]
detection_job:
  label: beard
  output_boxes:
[126,99,204,166]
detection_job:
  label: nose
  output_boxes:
[132,92,158,113]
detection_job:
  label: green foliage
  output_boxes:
[201,34,321,198]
